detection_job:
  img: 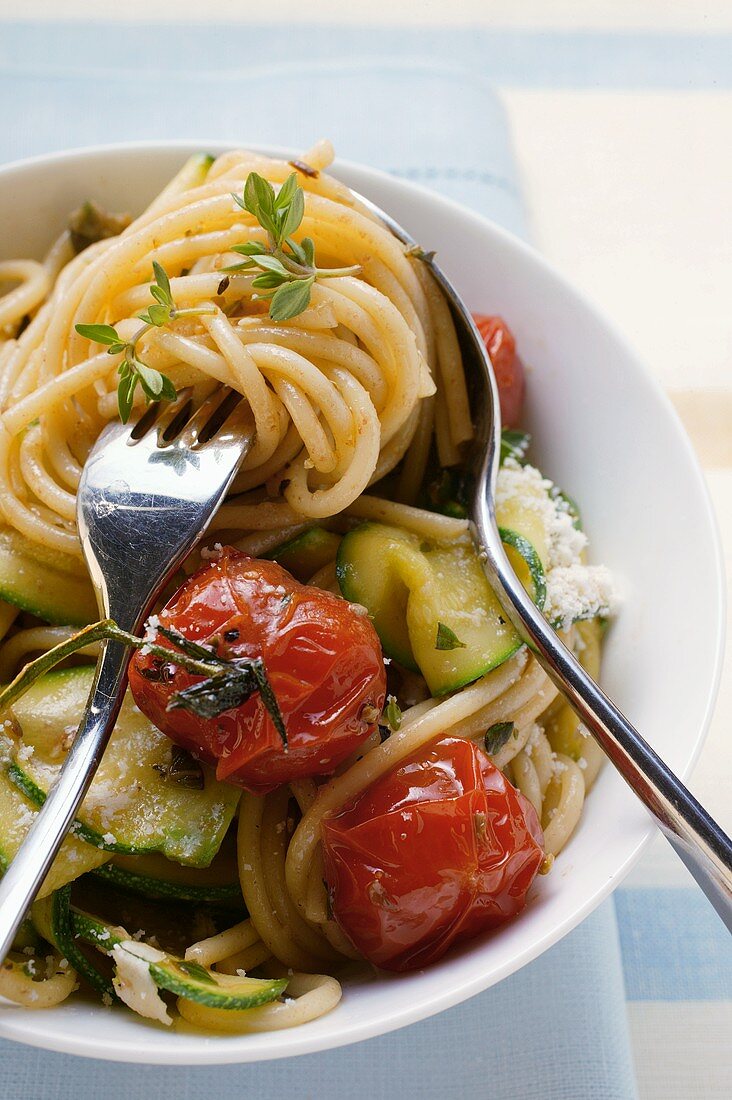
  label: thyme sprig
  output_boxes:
[75,262,215,424]
[0,617,287,749]
[225,171,360,321]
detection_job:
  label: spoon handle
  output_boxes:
[475,519,732,931]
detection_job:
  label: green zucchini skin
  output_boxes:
[265,526,341,582]
[498,527,547,609]
[49,886,116,999]
[70,909,126,953]
[0,526,97,625]
[5,667,240,865]
[90,861,245,908]
[148,958,287,1010]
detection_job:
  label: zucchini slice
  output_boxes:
[0,526,97,625]
[72,910,286,1014]
[338,524,533,695]
[5,667,240,866]
[92,841,244,907]
[33,886,115,999]
[70,909,126,953]
[149,957,286,1010]
[499,527,547,609]
[337,524,429,672]
[265,527,341,583]
[0,766,108,896]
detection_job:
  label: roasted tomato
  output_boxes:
[322,736,543,971]
[473,314,525,428]
[129,548,387,795]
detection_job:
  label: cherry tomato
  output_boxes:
[473,314,525,428]
[322,735,543,971]
[129,548,387,795]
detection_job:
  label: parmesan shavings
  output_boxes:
[111,941,171,1026]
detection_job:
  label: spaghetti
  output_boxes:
[0,144,612,1031]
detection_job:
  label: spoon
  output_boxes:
[354,188,732,929]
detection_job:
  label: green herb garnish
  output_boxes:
[171,959,217,984]
[152,745,205,789]
[500,429,531,466]
[435,622,467,651]
[484,721,515,756]
[226,171,360,321]
[384,695,402,732]
[426,467,473,519]
[75,262,215,423]
[0,616,288,750]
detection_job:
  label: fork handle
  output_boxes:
[476,520,732,932]
[0,637,131,960]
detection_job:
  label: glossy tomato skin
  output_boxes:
[129,548,386,795]
[322,736,543,971]
[473,314,525,428]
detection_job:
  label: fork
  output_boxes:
[352,189,732,930]
[0,387,255,960]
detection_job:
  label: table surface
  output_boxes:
[0,3,730,1097]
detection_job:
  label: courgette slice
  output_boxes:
[338,524,532,695]
[33,886,115,999]
[149,957,287,1010]
[70,909,126,953]
[0,765,108,896]
[337,524,429,673]
[265,527,341,583]
[0,526,97,625]
[92,841,244,907]
[5,667,240,865]
[499,527,546,609]
[72,910,286,1014]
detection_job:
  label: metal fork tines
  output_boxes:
[0,389,255,959]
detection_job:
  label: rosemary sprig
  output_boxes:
[0,617,287,750]
[226,171,360,321]
[75,262,216,424]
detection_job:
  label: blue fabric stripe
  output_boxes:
[1,23,731,89]
[615,888,732,1002]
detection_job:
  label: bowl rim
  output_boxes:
[0,139,725,1064]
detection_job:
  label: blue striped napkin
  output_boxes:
[0,34,639,1099]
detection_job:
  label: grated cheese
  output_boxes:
[544,565,617,630]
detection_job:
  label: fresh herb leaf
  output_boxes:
[269,277,315,322]
[173,960,217,984]
[230,171,359,322]
[500,429,531,465]
[151,260,172,305]
[426,467,473,519]
[300,237,315,267]
[231,240,268,257]
[158,624,287,748]
[75,261,214,423]
[75,323,122,346]
[153,746,204,790]
[484,721,515,756]
[435,622,467,651]
[167,665,260,719]
[384,695,402,731]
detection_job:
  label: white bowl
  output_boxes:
[0,143,724,1064]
